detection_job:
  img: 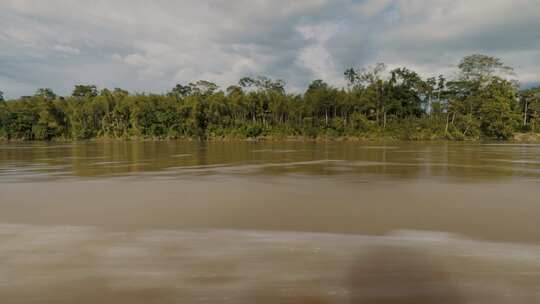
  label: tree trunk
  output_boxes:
[524,98,528,126]
[428,94,432,117]
[325,108,328,127]
[445,112,450,135]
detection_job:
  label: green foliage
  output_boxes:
[33,99,65,140]
[480,101,515,139]
[478,79,518,139]
[72,85,98,99]
[4,100,38,140]
[0,55,535,141]
[521,86,540,132]
[349,112,376,133]
[243,123,265,138]
[35,88,57,101]
[458,54,514,83]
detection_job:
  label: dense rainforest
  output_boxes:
[1,54,539,141]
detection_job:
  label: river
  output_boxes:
[1,141,540,303]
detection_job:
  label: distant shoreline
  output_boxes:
[2,133,540,144]
[2,55,539,143]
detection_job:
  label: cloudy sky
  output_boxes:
[1,0,539,98]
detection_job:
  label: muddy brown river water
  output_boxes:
[1,141,540,303]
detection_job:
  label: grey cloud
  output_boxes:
[0,0,539,99]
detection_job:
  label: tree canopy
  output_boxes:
[0,54,536,141]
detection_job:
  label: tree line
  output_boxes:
[1,54,539,141]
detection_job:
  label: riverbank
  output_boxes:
[2,132,540,143]
[512,133,540,143]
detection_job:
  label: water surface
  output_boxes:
[1,140,539,241]
[1,141,540,303]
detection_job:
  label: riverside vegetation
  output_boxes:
[1,54,540,141]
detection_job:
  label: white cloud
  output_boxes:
[52,44,80,56]
[0,0,539,98]
[123,54,148,67]
[296,22,345,85]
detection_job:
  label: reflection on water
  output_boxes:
[1,141,540,303]
[1,141,540,182]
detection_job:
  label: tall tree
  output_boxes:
[521,86,540,129]
[478,78,518,139]
[189,80,219,96]
[170,83,192,99]
[35,88,57,101]
[458,54,514,84]
[446,54,517,138]
[72,85,98,99]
